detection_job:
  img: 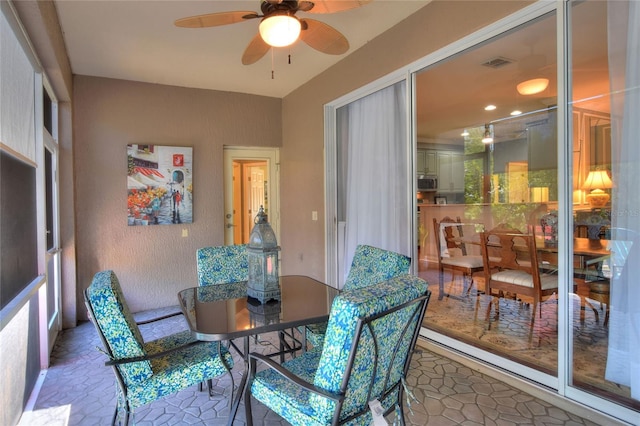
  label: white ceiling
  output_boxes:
[54,0,429,98]
[54,1,610,143]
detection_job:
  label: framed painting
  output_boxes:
[435,196,447,205]
[127,144,193,226]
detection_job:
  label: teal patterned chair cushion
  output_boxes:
[249,274,429,426]
[304,245,411,348]
[124,337,232,410]
[86,270,153,385]
[85,270,234,420]
[343,245,411,290]
[196,244,248,286]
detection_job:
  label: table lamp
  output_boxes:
[582,170,612,208]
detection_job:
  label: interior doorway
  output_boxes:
[223,147,280,245]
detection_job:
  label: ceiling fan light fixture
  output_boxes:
[259,15,301,47]
[516,77,549,95]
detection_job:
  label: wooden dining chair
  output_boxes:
[433,217,484,300]
[479,227,563,329]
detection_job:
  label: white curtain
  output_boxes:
[605,0,640,400]
[341,81,410,287]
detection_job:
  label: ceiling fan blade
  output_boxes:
[175,11,258,28]
[299,19,349,55]
[304,0,372,14]
[242,34,271,65]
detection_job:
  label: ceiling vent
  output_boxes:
[482,56,513,68]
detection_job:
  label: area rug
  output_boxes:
[421,273,631,402]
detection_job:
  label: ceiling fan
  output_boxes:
[175,0,372,65]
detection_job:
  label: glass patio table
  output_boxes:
[177,275,338,425]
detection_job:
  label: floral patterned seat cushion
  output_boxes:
[196,244,248,286]
[126,338,233,410]
[252,274,428,426]
[343,245,411,290]
[86,270,234,411]
[304,245,411,348]
[86,270,154,385]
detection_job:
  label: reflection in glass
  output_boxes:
[570,0,640,411]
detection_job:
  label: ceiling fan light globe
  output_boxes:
[516,78,549,95]
[259,15,301,47]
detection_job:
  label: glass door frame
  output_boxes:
[325,0,639,422]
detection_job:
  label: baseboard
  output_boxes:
[415,338,630,426]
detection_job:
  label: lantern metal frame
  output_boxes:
[247,206,281,303]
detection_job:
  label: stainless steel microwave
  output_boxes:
[417,175,437,191]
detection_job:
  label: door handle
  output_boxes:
[226,223,235,228]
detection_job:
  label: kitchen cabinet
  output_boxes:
[437,151,464,192]
[417,149,437,175]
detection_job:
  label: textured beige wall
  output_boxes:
[73,77,281,315]
[73,1,531,316]
[280,1,531,279]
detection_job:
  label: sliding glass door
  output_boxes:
[415,11,561,385]
[325,1,639,420]
[568,0,640,413]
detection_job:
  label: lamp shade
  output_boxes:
[259,15,301,47]
[516,78,549,95]
[582,170,612,208]
[582,170,613,190]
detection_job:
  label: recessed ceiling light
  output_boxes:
[484,105,497,111]
[511,110,523,116]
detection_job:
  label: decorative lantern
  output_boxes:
[247,206,281,303]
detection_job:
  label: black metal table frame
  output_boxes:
[177,275,336,425]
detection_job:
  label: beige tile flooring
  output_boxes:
[17,305,615,426]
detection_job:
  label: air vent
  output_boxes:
[482,56,513,68]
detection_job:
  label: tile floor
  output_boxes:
[18,306,608,426]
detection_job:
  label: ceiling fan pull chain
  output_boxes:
[271,48,275,79]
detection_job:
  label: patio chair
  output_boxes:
[84,270,234,426]
[303,244,411,348]
[196,244,248,286]
[243,274,431,426]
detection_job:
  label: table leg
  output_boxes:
[227,336,250,426]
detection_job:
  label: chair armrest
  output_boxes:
[104,340,204,366]
[135,310,183,325]
[248,352,343,402]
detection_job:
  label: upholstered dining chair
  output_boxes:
[85,270,234,425]
[196,244,248,286]
[303,244,411,348]
[243,274,431,426]
[433,217,484,300]
[478,227,567,330]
